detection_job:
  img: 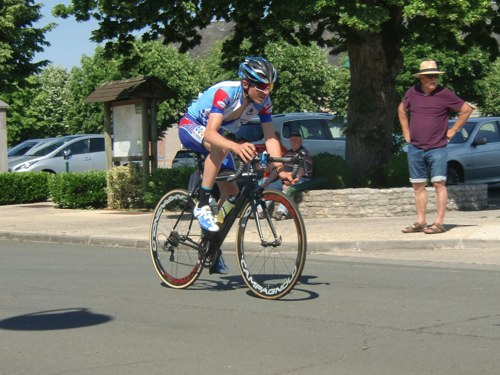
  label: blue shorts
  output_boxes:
[407,144,447,184]
[178,115,236,171]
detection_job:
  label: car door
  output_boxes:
[466,120,500,182]
[58,139,92,172]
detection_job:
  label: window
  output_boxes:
[68,139,89,155]
[234,121,264,142]
[477,122,500,143]
[283,119,333,140]
[89,137,105,152]
[449,122,475,144]
[328,119,347,140]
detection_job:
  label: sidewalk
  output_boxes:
[1,202,500,264]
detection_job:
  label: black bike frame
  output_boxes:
[205,172,263,253]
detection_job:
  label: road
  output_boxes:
[1,240,500,375]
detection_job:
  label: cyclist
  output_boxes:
[178,56,293,272]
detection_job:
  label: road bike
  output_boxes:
[150,152,307,299]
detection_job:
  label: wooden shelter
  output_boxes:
[85,76,175,187]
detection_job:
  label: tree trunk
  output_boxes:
[345,13,403,187]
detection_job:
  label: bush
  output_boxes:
[145,167,195,208]
[382,152,410,187]
[48,171,107,209]
[312,153,349,189]
[107,163,144,209]
[0,172,50,205]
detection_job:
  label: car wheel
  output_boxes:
[447,164,462,185]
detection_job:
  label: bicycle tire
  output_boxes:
[150,189,204,289]
[236,190,307,299]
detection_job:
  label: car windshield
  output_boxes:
[7,140,41,157]
[448,122,476,144]
[25,135,81,156]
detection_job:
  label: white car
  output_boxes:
[233,112,347,157]
[9,134,107,173]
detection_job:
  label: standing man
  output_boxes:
[398,60,473,234]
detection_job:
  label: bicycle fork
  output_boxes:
[251,195,282,248]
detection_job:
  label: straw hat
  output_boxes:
[413,60,445,77]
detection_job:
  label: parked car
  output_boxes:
[447,117,500,184]
[9,134,106,173]
[233,112,347,157]
[7,138,56,158]
[172,149,198,168]
[8,136,78,171]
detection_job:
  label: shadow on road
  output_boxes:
[0,308,113,331]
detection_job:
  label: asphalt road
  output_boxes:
[1,240,500,375]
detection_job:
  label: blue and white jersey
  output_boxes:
[186,80,273,133]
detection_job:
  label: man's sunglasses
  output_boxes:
[423,74,439,79]
[252,82,274,93]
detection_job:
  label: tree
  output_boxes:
[0,0,53,93]
[64,41,211,135]
[265,41,349,116]
[55,1,499,186]
[2,66,70,145]
[478,58,500,116]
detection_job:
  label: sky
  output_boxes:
[35,0,100,69]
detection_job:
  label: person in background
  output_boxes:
[398,60,473,234]
[263,129,313,220]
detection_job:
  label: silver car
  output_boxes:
[9,134,106,173]
[447,117,500,184]
[233,112,346,157]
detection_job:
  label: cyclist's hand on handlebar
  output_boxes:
[232,142,256,163]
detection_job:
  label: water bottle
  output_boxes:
[216,196,237,225]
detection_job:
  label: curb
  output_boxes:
[3,231,499,252]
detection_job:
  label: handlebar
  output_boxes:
[226,151,306,183]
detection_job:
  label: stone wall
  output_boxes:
[296,184,488,219]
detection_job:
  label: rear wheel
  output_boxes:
[150,189,204,289]
[236,190,307,299]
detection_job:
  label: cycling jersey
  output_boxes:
[185,80,273,133]
[179,80,273,170]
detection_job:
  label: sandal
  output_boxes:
[402,222,427,233]
[424,223,446,234]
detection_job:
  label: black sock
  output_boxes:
[198,186,212,207]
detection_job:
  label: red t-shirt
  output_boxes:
[402,85,464,150]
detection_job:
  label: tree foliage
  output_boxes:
[2,66,70,145]
[0,0,52,92]
[478,58,500,116]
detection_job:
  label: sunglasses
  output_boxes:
[423,74,439,79]
[252,82,274,93]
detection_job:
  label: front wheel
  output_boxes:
[236,190,307,299]
[150,189,203,289]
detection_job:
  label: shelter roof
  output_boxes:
[84,76,175,103]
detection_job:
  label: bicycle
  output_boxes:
[150,152,307,299]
